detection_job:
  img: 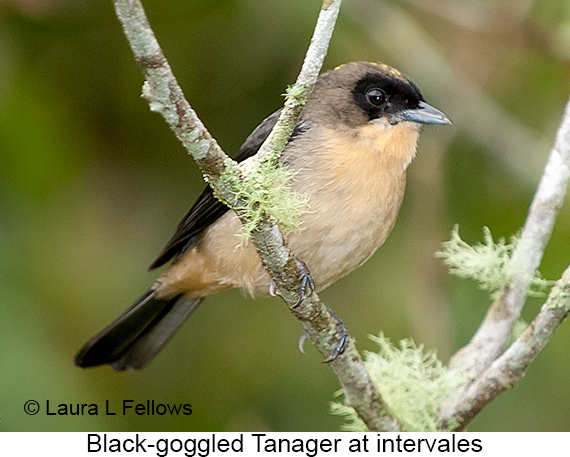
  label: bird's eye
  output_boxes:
[366,88,386,107]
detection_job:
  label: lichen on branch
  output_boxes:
[332,334,464,432]
[231,156,309,245]
[437,225,554,298]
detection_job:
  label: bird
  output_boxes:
[74,61,451,371]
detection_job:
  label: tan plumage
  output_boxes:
[75,62,450,370]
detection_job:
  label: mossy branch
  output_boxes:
[113,0,398,432]
[333,334,464,432]
[447,96,570,381]
[438,266,570,429]
[435,96,570,429]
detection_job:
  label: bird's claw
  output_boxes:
[269,280,278,297]
[268,258,313,304]
[298,330,309,355]
[322,306,349,363]
[281,257,342,360]
[296,307,349,362]
[293,258,315,307]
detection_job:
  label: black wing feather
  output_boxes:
[150,109,307,270]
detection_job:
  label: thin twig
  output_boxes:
[112,0,397,431]
[254,0,341,164]
[435,96,570,428]
[449,97,570,378]
[113,0,235,190]
[439,266,570,429]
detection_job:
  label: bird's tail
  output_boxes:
[74,290,201,371]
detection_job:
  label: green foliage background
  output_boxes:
[1,0,570,431]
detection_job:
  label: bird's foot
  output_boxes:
[296,307,349,362]
[322,306,349,363]
[293,257,315,307]
[268,258,314,304]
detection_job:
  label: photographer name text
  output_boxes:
[24,400,192,416]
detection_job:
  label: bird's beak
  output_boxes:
[400,101,451,125]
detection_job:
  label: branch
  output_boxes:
[253,0,341,164]
[113,0,398,431]
[113,0,235,193]
[449,96,570,378]
[439,265,570,429]
[431,96,570,429]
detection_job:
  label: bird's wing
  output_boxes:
[149,109,307,270]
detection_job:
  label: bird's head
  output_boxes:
[307,61,450,129]
[302,62,451,170]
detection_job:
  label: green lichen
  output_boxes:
[331,334,464,432]
[224,155,308,246]
[186,138,210,160]
[142,81,165,113]
[181,128,199,144]
[546,269,570,310]
[284,84,311,107]
[220,156,240,181]
[436,225,554,297]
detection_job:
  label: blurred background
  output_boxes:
[1,0,570,432]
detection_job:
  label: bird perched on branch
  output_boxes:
[74,61,451,371]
